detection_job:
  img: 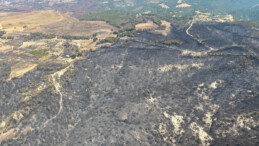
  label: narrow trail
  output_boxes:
[43,65,72,127]
[51,73,63,115]
[186,20,215,50]
[186,20,194,38]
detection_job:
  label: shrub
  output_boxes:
[0,31,6,38]
[70,54,77,59]
[93,37,98,42]
[97,37,118,45]
[149,39,184,46]
[30,32,56,39]
[61,35,90,40]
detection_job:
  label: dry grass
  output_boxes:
[177,0,183,3]
[0,45,13,52]
[153,20,171,36]
[0,10,66,33]
[214,15,234,22]
[143,11,151,14]
[75,39,98,51]
[136,21,158,30]
[0,10,117,37]
[194,11,234,22]
[159,3,170,9]
[19,42,46,49]
[42,20,117,37]
[0,122,5,134]
[7,63,37,81]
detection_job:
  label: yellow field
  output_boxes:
[135,20,171,36]
[0,10,117,37]
[0,10,117,82]
[0,10,66,33]
[136,21,158,30]
[7,63,37,81]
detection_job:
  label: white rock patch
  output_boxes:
[164,112,184,135]
[189,122,213,146]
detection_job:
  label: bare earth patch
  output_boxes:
[164,112,184,135]
[158,63,204,72]
[0,128,18,144]
[20,127,33,136]
[209,80,224,89]
[181,50,206,57]
[157,64,173,72]
[176,3,192,8]
[189,122,213,146]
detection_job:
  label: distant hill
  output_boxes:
[0,0,258,21]
[92,0,259,21]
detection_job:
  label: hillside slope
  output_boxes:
[0,22,258,145]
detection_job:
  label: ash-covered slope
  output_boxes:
[0,22,259,145]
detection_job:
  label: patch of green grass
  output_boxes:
[30,49,49,57]
[97,36,118,45]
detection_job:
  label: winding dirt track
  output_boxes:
[186,20,215,50]
[43,65,72,127]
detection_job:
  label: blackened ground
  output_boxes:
[0,22,258,146]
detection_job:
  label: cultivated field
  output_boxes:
[0,10,117,37]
